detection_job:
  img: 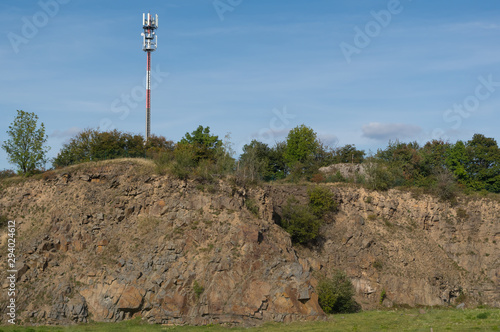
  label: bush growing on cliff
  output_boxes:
[308,186,337,217]
[281,186,338,244]
[0,215,8,229]
[317,270,360,314]
[282,197,322,244]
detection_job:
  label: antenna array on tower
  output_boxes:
[141,12,158,142]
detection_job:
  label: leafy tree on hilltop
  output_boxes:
[466,134,500,192]
[239,140,271,181]
[2,110,50,175]
[446,140,470,185]
[284,124,319,166]
[333,144,365,164]
[179,125,222,162]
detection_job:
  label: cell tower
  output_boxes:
[141,13,158,142]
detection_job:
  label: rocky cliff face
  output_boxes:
[0,160,498,325]
[264,185,499,309]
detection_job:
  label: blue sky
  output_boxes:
[1,0,500,171]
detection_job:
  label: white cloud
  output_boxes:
[318,134,339,148]
[50,126,81,139]
[362,122,422,141]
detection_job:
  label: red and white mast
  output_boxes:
[141,13,158,142]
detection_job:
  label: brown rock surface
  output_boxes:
[0,159,498,325]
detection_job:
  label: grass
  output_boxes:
[1,308,499,331]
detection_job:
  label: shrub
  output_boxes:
[433,168,458,202]
[42,170,56,181]
[317,270,360,314]
[308,186,338,217]
[455,289,467,303]
[365,161,400,191]
[311,173,325,183]
[456,208,468,220]
[195,159,217,182]
[282,197,322,244]
[325,171,346,183]
[372,259,383,271]
[380,289,387,304]
[0,169,16,179]
[193,281,204,299]
[170,146,197,180]
[153,151,174,175]
[245,198,259,218]
[0,215,8,229]
[477,312,489,319]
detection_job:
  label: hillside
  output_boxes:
[0,159,499,326]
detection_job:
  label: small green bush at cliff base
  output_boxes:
[317,270,360,314]
[380,289,387,304]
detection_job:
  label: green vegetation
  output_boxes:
[373,259,383,271]
[307,185,338,217]
[193,280,204,299]
[239,140,286,182]
[244,198,259,217]
[282,197,322,244]
[281,186,338,244]
[3,108,498,198]
[380,289,387,304]
[370,135,500,194]
[2,110,50,176]
[0,308,499,331]
[0,169,16,179]
[0,214,8,229]
[317,270,360,314]
[284,124,319,168]
[53,129,174,168]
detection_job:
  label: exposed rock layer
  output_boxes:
[0,160,498,325]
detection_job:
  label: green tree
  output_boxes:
[239,140,271,182]
[2,110,50,175]
[179,125,222,162]
[284,124,319,166]
[446,140,469,185]
[334,144,365,164]
[375,140,421,185]
[465,134,500,192]
[268,141,288,179]
[419,139,450,175]
[53,128,98,167]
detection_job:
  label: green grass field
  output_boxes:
[1,308,499,332]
